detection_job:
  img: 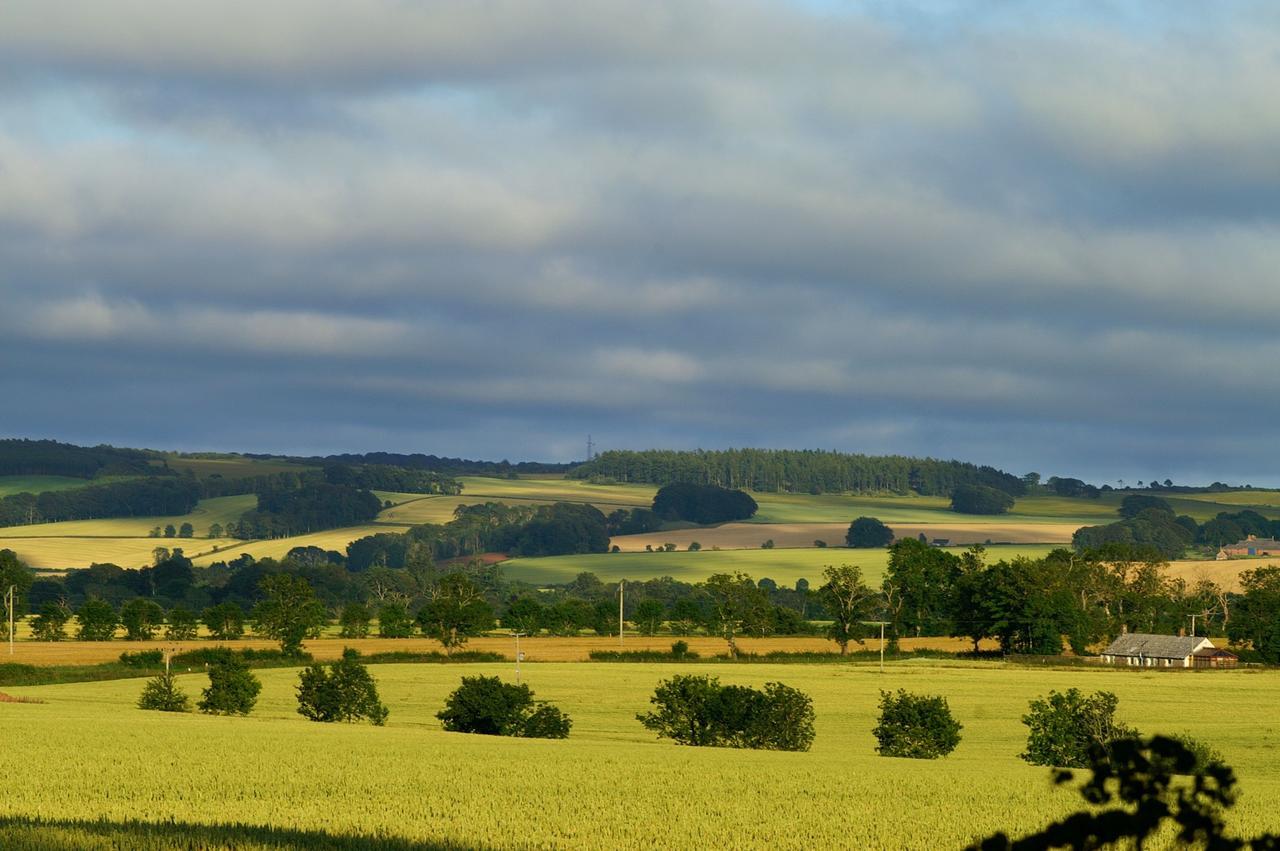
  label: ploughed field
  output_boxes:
[1,661,1277,849]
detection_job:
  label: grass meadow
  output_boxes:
[1,660,1277,849]
[0,475,100,498]
[500,544,1059,586]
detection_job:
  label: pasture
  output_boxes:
[0,475,98,498]
[500,544,1059,586]
[1,660,1276,849]
[189,523,414,566]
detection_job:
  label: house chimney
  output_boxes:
[1121,624,1128,634]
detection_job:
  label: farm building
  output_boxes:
[1099,633,1235,668]
[1217,535,1280,559]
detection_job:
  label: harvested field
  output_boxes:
[0,634,985,667]
[189,524,414,566]
[1165,558,1280,593]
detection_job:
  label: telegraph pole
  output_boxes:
[618,579,625,648]
[6,585,14,656]
[513,632,525,684]
[879,621,885,674]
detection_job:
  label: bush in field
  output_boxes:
[138,671,191,713]
[201,602,245,640]
[1021,689,1137,768]
[296,648,388,726]
[197,650,262,716]
[120,598,165,641]
[338,603,372,638]
[164,606,199,640]
[437,675,571,738]
[637,674,815,751]
[872,689,962,759]
[30,601,71,641]
[75,598,118,641]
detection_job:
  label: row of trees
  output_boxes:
[1073,494,1279,559]
[0,478,203,528]
[569,448,1026,497]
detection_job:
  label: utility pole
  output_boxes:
[513,632,525,684]
[5,585,14,656]
[618,579,625,648]
[1190,614,1196,637]
[879,621,885,674]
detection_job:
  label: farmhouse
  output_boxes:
[1099,633,1237,668]
[1217,534,1280,559]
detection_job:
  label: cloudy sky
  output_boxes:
[2,1,1278,484]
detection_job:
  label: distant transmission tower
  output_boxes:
[586,435,596,462]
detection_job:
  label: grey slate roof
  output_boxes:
[1102,633,1213,659]
[1224,538,1280,549]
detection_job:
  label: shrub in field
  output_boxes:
[296,649,388,726]
[437,675,571,738]
[1021,688,1136,768]
[872,689,962,759]
[119,649,164,668]
[138,671,191,713]
[165,606,199,641]
[197,650,262,716]
[75,598,118,641]
[201,602,245,640]
[637,674,815,751]
[970,736,1280,851]
[1165,733,1224,774]
[30,601,71,641]
[338,603,372,638]
[120,598,165,641]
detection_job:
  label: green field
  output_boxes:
[501,544,1058,586]
[157,454,315,479]
[1,660,1276,849]
[0,475,100,498]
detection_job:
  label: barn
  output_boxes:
[1100,633,1217,668]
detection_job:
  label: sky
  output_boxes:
[2,1,1279,485]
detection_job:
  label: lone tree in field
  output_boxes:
[120,598,165,641]
[637,674,815,751]
[252,574,327,657]
[437,675,571,738]
[178,522,194,538]
[201,602,245,640]
[872,689,962,759]
[198,650,262,716]
[417,573,493,656]
[633,599,667,636]
[75,597,118,641]
[138,670,191,713]
[818,564,875,654]
[1021,689,1137,768]
[701,572,769,657]
[845,517,894,548]
[296,648,388,726]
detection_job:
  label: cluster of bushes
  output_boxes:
[651,482,758,524]
[322,463,460,495]
[1073,494,1280,560]
[637,674,815,751]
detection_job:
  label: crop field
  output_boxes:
[0,475,100,497]
[189,523,414,566]
[1,661,1276,849]
[500,545,1059,586]
[156,454,315,479]
[611,520,1078,552]
[457,475,654,507]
